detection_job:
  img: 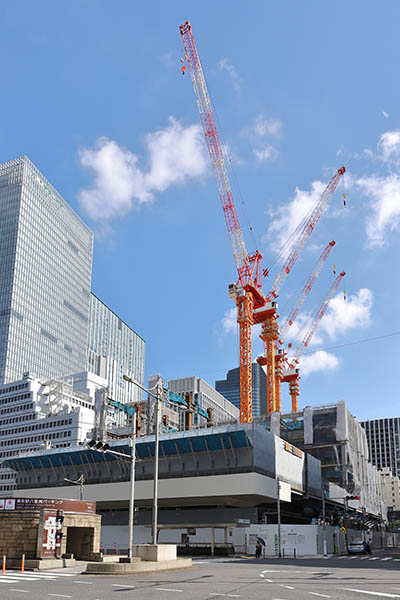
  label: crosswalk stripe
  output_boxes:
[382,557,392,561]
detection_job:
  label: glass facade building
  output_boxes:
[215,362,267,419]
[88,293,145,410]
[361,417,400,477]
[0,156,93,383]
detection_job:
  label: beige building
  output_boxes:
[380,467,400,511]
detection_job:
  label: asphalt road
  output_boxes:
[1,549,400,600]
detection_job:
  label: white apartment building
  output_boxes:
[0,371,108,495]
[380,467,400,511]
[168,376,240,428]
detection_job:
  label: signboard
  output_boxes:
[36,509,64,559]
[0,498,95,513]
[284,441,304,459]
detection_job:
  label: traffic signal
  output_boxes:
[346,495,360,500]
[87,439,110,453]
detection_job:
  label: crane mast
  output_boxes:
[180,21,264,423]
[283,271,346,412]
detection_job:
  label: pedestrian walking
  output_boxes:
[255,540,262,559]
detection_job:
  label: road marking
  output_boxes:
[382,557,392,561]
[6,571,57,579]
[48,595,72,599]
[281,585,295,589]
[112,584,135,588]
[309,594,331,598]
[38,573,75,577]
[9,591,29,594]
[74,581,93,584]
[394,559,400,561]
[349,556,358,559]
[262,570,281,573]
[0,576,38,581]
[158,589,183,593]
[369,557,379,560]
[341,589,400,598]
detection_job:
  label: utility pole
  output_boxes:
[127,410,137,559]
[322,489,327,557]
[277,478,282,558]
[344,496,349,553]
[151,377,162,546]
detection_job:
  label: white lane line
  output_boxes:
[38,573,75,577]
[394,559,400,561]
[6,574,57,579]
[158,589,183,593]
[369,557,379,560]
[262,570,281,573]
[112,584,135,588]
[382,557,392,561]
[0,576,38,581]
[281,585,295,589]
[9,591,29,594]
[341,589,400,598]
[309,594,331,598]
[48,595,72,599]
[74,581,93,584]
[349,556,358,559]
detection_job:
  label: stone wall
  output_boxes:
[0,511,101,560]
[0,511,40,559]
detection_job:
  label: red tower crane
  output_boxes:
[180,21,265,423]
[283,271,346,412]
[256,240,336,413]
[254,167,345,416]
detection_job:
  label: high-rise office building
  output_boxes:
[0,156,145,402]
[215,363,267,419]
[361,418,400,477]
[0,156,93,383]
[88,293,145,409]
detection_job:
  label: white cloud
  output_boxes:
[264,180,327,253]
[320,288,373,339]
[78,117,208,221]
[218,58,241,93]
[298,350,339,377]
[377,130,400,164]
[357,174,400,246]
[254,146,279,163]
[382,111,389,119]
[253,115,282,138]
[282,312,323,348]
[222,307,237,334]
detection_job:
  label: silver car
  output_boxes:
[348,540,367,554]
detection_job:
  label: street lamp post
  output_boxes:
[123,374,162,547]
[322,489,327,557]
[277,478,282,558]
[64,473,85,500]
[128,410,137,558]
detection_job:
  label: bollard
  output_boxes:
[282,548,285,558]
[21,554,25,573]
[294,548,296,559]
[2,555,5,574]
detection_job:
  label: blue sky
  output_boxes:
[1,1,400,421]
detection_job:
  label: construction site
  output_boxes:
[0,19,394,557]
